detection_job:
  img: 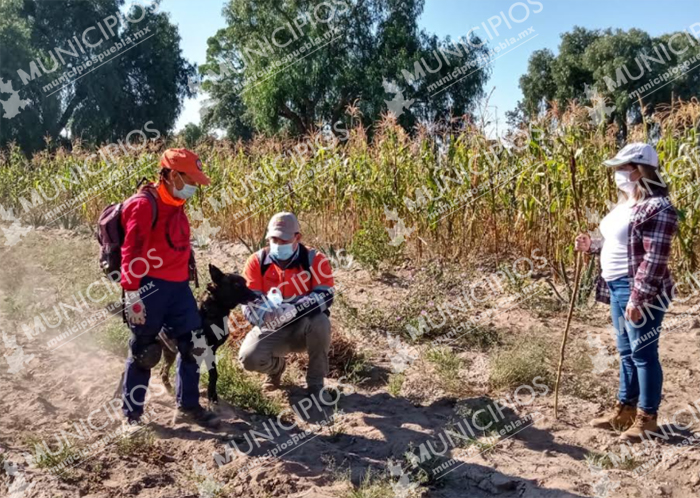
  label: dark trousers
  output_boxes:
[122,277,201,418]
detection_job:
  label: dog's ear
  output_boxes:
[209,264,225,284]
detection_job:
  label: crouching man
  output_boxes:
[238,212,334,399]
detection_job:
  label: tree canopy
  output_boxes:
[0,0,194,154]
[512,26,700,133]
[199,0,491,139]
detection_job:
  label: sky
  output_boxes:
[161,0,700,133]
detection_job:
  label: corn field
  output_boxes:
[1,101,700,275]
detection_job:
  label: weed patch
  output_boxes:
[116,428,157,458]
[24,435,79,479]
[425,346,465,395]
[387,373,405,397]
[489,335,554,391]
[203,346,282,417]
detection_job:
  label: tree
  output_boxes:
[513,26,700,134]
[516,48,556,117]
[0,0,195,154]
[180,123,204,148]
[199,0,491,139]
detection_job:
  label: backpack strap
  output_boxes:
[124,183,158,229]
[257,244,314,277]
[135,186,158,229]
[257,248,271,276]
[299,244,314,276]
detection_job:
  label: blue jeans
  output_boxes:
[122,277,202,418]
[607,277,669,414]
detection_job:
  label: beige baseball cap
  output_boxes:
[266,212,300,240]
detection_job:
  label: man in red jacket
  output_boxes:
[121,148,217,427]
[238,212,335,399]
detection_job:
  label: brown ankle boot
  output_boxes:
[589,401,637,430]
[620,409,658,441]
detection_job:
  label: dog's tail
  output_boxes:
[114,370,125,400]
[158,330,178,353]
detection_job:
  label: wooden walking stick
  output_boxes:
[554,151,586,419]
[554,251,583,419]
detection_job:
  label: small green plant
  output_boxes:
[24,436,79,479]
[585,451,641,471]
[340,351,369,385]
[489,335,554,391]
[327,407,346,441]
[585,451,615,469]
[115,428,156,457]
[203,347,282,416]
[341,468,396,498]
[387,373,405,397]
[425,346,465,394]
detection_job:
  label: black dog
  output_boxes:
[159,264,257,404]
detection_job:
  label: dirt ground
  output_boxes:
[1,227,700,498]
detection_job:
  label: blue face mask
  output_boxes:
[270,241,295,260]
[173,173,197,199]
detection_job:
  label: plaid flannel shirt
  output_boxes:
[592,195,677,306]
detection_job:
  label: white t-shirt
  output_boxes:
[600,200,635,281]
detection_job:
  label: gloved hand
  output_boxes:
[278,303,298,325]
[293,295,314,315]
[263,303,298,329]
[124,290,146,325]
[295,296,314,307]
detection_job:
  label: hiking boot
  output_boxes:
[620,409,658,442]
[263,358,286,392]
[590,401,637,430]
[172,405,220,429]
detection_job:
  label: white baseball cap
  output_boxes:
[603,143,659,168]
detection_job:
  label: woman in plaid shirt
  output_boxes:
[575,143,678,442]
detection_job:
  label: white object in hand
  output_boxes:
[125,290,146,325]
[267,287,283,307]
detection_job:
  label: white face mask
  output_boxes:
[172,172,197,199]
[614,170,636,194]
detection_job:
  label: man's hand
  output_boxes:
[625,302,643,323]
[124,290,146,325]
[575,233,591,252]
[278,303,298,325]
[263,304,298,329]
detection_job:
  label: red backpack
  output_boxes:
[96,184,158,283]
